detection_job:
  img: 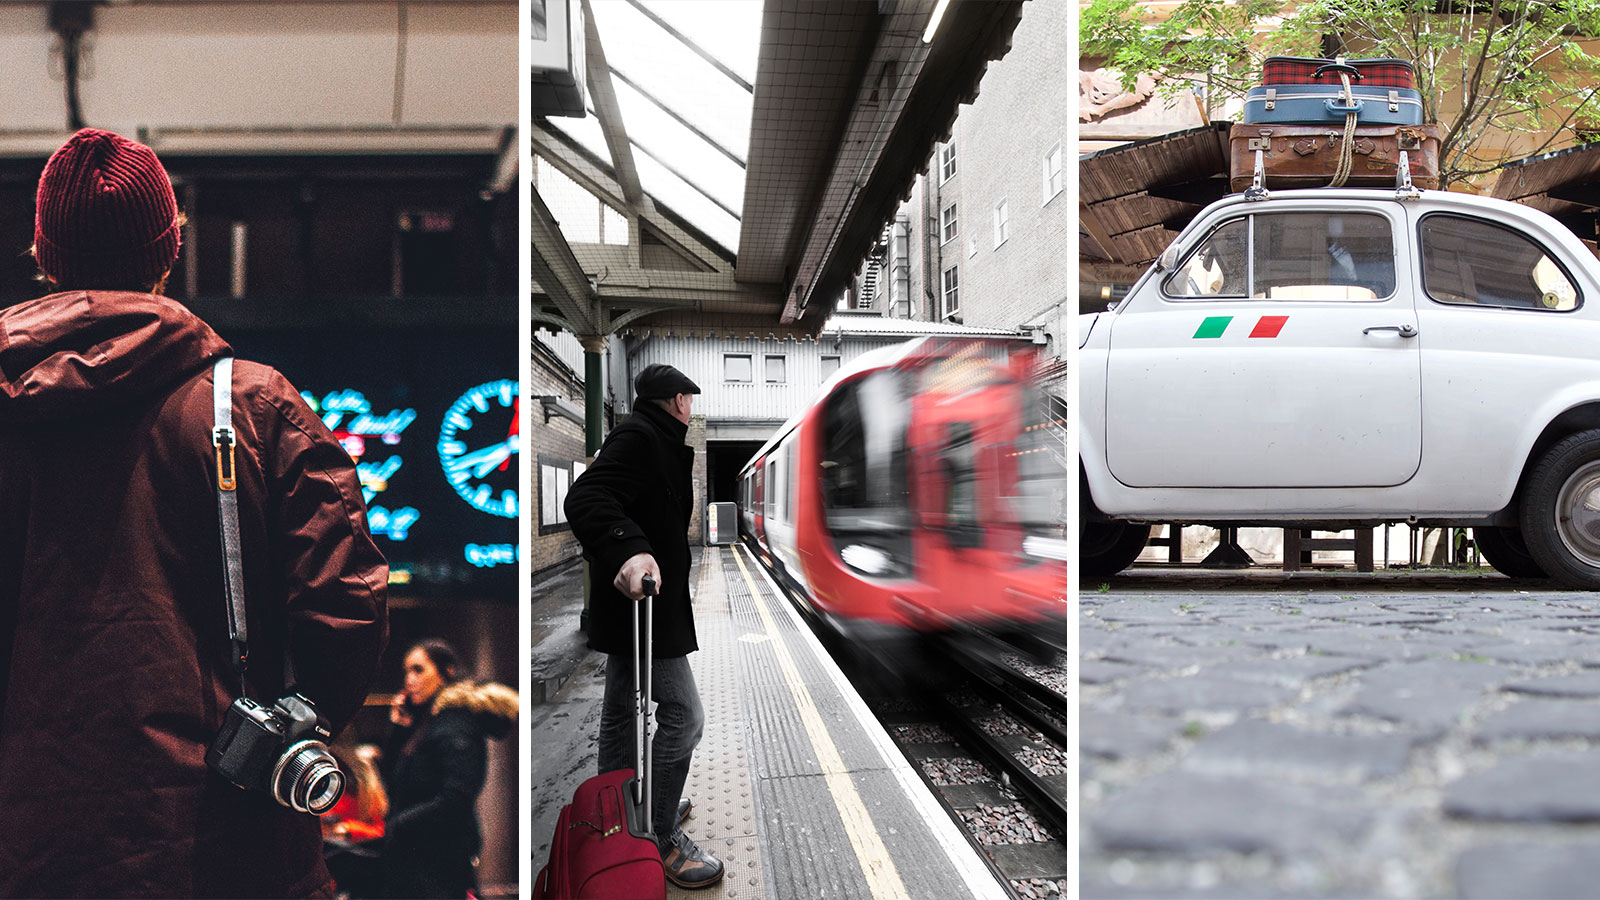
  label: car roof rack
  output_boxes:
[1243,146,1424,202]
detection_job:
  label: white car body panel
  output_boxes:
[1082,188,1600,523]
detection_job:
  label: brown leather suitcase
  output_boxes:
[1228,122,1442,192]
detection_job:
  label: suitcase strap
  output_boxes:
[1329,60,1358,187]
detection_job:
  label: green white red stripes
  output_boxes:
[1193,315,1289,339]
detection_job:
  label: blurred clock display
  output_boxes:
[227,328,518,594]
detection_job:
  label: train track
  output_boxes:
[743,539,1071,899]
[846,641,1072,900]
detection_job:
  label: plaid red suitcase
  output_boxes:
[1260,56,1416,90]
[535,579,666,900]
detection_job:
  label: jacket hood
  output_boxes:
[0,291,229,425]
[432,680,518,739]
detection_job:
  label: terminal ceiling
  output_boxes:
[0,2,518,160]
[530,0,1024,343]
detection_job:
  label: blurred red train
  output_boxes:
[737,337,1068,655]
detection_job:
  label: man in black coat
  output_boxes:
[564,363,723,890]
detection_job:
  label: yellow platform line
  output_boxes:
[730,548,912,900]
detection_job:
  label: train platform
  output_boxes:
[529,545,1010,900]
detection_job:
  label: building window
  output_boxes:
[941,202,958,244]
[724,354,753,382]
[765,354,786,383]
[539,458,579,534]
[1042,143,1063,204]
[942,265,960,319]
[821,355,840,378]
[940,142,956,182]
[993,199,1009,248]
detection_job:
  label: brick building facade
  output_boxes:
[528,332,589,577]
[850,0,1071,360]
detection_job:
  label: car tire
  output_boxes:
[1081,522,1151,576]
[1520,429,1600,589]
[1472,526,1547,579]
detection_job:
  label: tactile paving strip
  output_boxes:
[721,547,996,900]
[670,546,765,900]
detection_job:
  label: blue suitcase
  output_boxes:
[1243,84,1424,126]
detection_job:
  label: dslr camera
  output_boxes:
[206,693,344,815]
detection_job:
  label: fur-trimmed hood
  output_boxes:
[431,680,517,739]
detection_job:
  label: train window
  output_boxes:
[1009,388,1067,546]
[786,444,798,525]
[821,373,912,576]
[941,422,983,549]
[770,459,781,522]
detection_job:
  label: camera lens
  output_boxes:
[272,740,345,815]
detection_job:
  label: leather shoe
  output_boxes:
[677,797,692,824]
[660,829,724,889]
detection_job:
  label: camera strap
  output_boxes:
[212,356,248,694]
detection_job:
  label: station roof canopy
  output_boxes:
[530,0,1025,342]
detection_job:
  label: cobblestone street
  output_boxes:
[1080,568,1600,900]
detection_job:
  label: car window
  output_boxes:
[1164,212,1395,301]
[1255,213,1394,300]
[1421,214,1579,311]
[1163,219,1248,298]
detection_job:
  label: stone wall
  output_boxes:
[687,413,707,544]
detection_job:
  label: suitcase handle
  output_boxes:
[1325,97,1363,114]
[1314,62,1361,80]
[633,572,656,838]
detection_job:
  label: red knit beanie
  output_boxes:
[34,128,181,290]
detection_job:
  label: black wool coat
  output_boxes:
[565,401,698,658]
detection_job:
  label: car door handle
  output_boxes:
[1363,324,1419,338]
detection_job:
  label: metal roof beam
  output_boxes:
[609,66,747,169]
[530,186,601,334]
[622,0,753,94]
[627,138,742,222]
[580,102,740,221]
[580,0,645,208]
[532,124,736,274]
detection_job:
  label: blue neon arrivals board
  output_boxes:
[227,328,518,595]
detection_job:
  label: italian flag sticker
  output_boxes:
[1193,315,1288,339]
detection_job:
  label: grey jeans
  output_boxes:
[598,652,705,849]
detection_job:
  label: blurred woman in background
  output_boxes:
[382,639,517,899]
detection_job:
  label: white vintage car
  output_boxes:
[1080,187,1600,588]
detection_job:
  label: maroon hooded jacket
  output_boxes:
[0,291,389,898]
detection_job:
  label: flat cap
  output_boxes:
[635,363,701,400]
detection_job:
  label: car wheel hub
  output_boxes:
[1556,461,1600,568]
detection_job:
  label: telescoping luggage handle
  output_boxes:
[634,573,657,838]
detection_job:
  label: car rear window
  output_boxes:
[1421,214,1579,312]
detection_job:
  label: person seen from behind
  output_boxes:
[0,128,389,898]
[381,639,518,899]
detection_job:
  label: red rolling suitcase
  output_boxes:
[536,577,666,900]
